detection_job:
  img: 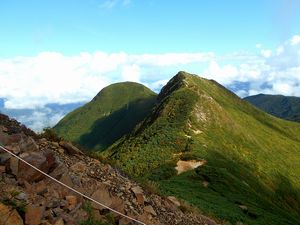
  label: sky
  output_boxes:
[1,0,300,130]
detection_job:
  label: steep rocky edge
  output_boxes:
[0,113,217,225]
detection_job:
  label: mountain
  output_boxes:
[100,72,300,224]
[54,82,157,151]
[54,72,300,224]
[244,94,300,122]
[0,113,214,225]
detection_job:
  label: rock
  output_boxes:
[0,125,8,133]
[19,136,39,152]
[91,184,112,210]
[59,173,74,187]
[25,205,44,225]
[54,218,64,225]
[110,196,125,217]
[118,214,137,225]
[18,151,56,182]
[6,144,21,154]
[49,163,67,179]
[35,181,48,195]
[58,148,65,154]
[0,165,6,173]
[167,196,181,207]
[131,186,144,205]
[0,152,11,164]
[144,205,157,216]
[51,142,60,148]
[66,195,77,210]
[131,186,143,194]
[0,202,24,225]
[9,157,19,176]
[0,131,11,146]
[70,162,86,173]
[15,192,27,200]
[59,141,83,155]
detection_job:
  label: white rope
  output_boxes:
[0,145,147,225]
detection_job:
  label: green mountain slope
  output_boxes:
[244,94,300,122]
[101,72,300,225]
[54,82,157,151]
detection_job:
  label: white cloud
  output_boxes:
[261,49,272,58]
[0,34,300,114]
[121,64,141,82]
[1,35,300,131]
[204,61,239,85]
[99,0,131,9]
[290,35,300,45]
[0,51,214,109]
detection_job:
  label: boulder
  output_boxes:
[91,184,112,210]
[25,205,44,225]
[59,141,83,155]
[18,151,56,182]
[19,136,39,152]
[9,157,19,176]
[131,186,144,205]
[0,202,24,225]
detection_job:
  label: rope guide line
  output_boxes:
[0,145,147,225]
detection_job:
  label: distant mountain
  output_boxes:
[54,82,157,151]
[244,94,300,122]
[55,72,300,224]
[0,101,85,131]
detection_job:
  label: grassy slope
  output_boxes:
[103,72,300,224]
[54,82,157,151]
[244,94,300,122]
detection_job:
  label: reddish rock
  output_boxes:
[25,205,44,225]
[91,184,112,210]
[0,165,6,173]
[66,195,77,210]
[18,151,56,182]
[131,186,144,205]
[0,202,24,225]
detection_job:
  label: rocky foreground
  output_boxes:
[0,114,217,225]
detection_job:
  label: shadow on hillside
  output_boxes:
[191,149,300,224]
[78,96,156,151]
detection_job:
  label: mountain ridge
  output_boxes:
[54,71,300,224]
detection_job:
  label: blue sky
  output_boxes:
[1,0,300,130]
[1,0,300,56]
